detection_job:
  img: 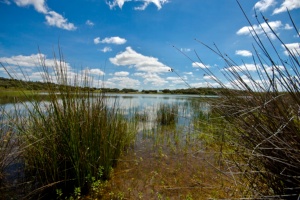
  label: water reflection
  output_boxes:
[1,94,211,129]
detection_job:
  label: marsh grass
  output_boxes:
[1,51,137,198]
[87,101,250,200]
[189,2,300,198]
[156,103,178,126]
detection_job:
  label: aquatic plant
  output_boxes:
[156,103,178,126]
[1,50,137,198]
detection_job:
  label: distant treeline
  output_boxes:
[0,76,237,95]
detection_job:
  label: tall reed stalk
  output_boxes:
[1,50,137,198]
[190,1,300,198]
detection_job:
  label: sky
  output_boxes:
[0,0,299,90]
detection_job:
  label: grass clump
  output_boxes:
[156,103,178,126]
[1,52,137,198]
[191,2,300,198]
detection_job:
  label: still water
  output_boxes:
[1,93,212,129]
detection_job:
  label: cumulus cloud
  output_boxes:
[86,20,94,26]
[13,0,76,30]
[254,0,276,12]
[203,75,217,81]
[0,53,71,68]
[235,50,253,57]
[133,72,168,86]
[284,23,293,30]
[107,0,169,10]
[224,64,258,72]
[273,0,300,14]
[94,37,101,44]
[282,43,300,56]
[101,37,127,45]
[100,47,112,53]
[142,73,168,86]
[237,20,282,40]
[45,11,76,31]
[166,76,186,84]
[192,62,210,68]
[0,53,77,82]
[107,76,140,88]
[94,36,127,45]
[114,71,129,76]
[89,68,105,76]
[109,46,170,73]
[14,0,48,13]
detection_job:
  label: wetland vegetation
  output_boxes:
[0,4,299,200]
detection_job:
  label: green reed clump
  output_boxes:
[191,2,300,198]
[0,107,18,187]
[156,103,178,126]
[2,52,137,198]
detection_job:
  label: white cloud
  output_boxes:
[107,0,128,9]
[142,73,168,86]
[0,53,42,67]
[94,37,101,44]
[237,20,282,40]
[109,46,170,73]
[0,53,72,69]
[254,0,276,12]
[45,11,76,31]
[180,48,191,52]
[100,47,112,53]
[13,0,76,30]
[114,71,129,76]
[86,20,94,26]
[224,64,258,72]
[184,72,193,75]
[265,65,285,74]
[89,68,105,76]
[101,37,127,45]
[166,76,185,84]
[273,0,300,14]
[192,62,210,68]
[94,36,127,45]
[107,0,169,10]
[235,50,253,57]
[107,76,140,88]
[133,72,168,86]
[133,72,145,77]
[14,0,48,13]
[203,75,217,81]
[282,43,300,56]
[284,23,293,30]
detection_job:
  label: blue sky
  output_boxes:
[0,0,299,90]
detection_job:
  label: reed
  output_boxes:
[156,103,178,126]
[1,51,137,198]
[192,2,300,198]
